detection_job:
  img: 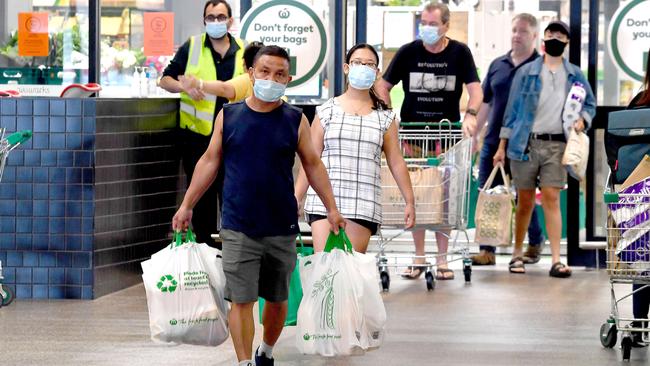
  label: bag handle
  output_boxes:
[297,233,305,253]
[170,227,196,248]
[323,228,353,253]
[482,162,510,190]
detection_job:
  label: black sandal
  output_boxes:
[509,257,526,274]
[549,262,572,278]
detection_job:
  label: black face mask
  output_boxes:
[544,39,568,57]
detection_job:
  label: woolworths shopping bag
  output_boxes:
[296,230,364,356]
[141,229,229,346]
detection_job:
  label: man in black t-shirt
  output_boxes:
[376,1,482,281]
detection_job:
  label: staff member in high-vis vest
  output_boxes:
[160,0,245,248]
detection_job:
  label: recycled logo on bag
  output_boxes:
[157,274,178,293]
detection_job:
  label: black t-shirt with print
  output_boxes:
[382,38,480,123]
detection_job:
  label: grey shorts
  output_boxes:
[510,139,567,190]
[220,229,297,304]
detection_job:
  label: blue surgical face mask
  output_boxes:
[253,78,286,102]
[205,21,227,39]
[347,65,376,90]
[419,25,440,45]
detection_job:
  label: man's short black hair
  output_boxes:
[253,45,291,67]
[203,0,232,18]
[243,41,264,69]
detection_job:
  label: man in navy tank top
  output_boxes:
[172,46,345,366]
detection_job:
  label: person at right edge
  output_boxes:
[494,20,595,278]
[471,13,545,266]
[626,48,650,347]
[159,0,246,248]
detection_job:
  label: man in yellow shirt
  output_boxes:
[180,41,263,103]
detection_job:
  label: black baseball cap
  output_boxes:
[545,20,570,38]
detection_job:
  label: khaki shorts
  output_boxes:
[220,229,296,304]
[510,139,567,190]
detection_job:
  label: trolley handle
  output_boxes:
[398,120,462,129]
[6,130,32,146]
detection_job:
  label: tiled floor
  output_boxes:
[1,255,647,366]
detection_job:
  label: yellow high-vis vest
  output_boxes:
[179,34,245,136]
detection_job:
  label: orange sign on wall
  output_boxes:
[144,12,174,56]
[18,12,49,57]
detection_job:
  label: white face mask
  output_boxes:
[347,65,376,90]
[252,77,286,102]
[419,25,441,45]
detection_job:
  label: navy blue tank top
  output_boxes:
[221,101,302,237]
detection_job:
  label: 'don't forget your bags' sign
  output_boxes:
[607,0,650,82]
[239,0,328,92]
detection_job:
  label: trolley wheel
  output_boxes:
[0,285,15,307]
[463,266,472,283]
[621,335,632,361]
[380,272,390,292]
[600,322,617,348]
[425,272,435,291]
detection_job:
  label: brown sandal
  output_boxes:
[509,257,526,274]
[401,266,425,279]
[435,268,455,280]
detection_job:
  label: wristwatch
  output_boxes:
[466,108,478,116]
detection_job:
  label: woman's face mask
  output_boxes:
[252,77,286,102]
[205,21,227,39]
[347,65,377,90]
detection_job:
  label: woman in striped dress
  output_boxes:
[295,43,415,253]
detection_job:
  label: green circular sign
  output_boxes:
[240,0,328,88]
[608,0,650,82]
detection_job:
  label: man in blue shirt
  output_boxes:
[172,46,345,366]
[472,13,544,266]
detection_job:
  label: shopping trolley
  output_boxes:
[0,128,32,307]
[600,188,650,361]
[377,121,473,292]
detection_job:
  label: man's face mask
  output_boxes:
[252,77,286,102]
[205,21,227,39]
[544,38,568,57]
[419,25,441,45]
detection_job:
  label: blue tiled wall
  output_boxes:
[1,98,95,299]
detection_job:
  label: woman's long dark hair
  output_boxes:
[636,47,650,106]
[345,43,389,110]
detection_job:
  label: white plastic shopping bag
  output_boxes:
[141,230,229,346]
[296,232,365,356]
[354,251,387,350]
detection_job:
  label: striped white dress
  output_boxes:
[304,98,395,223]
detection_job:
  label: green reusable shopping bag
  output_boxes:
[258,234,313,326]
